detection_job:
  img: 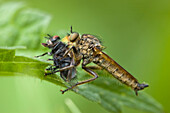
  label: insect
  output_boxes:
[35,34,76,82]
[59,26,149,95]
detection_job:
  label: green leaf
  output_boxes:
[0,47,65,87]
[0,47,164,113]
[0,2,51,49]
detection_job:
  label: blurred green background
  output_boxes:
[0,0,169,113]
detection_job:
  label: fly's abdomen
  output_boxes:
[93,50,148,95]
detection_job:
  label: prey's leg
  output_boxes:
[45,65,57,71]
[44,65,58,76]
[45,65,75,76]
[45,65,53,71]
[60,66,99,94]
[35,52,49,58]
[47,59,54,61]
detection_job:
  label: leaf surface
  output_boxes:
[0,48,163,113]
[0,2,51,49]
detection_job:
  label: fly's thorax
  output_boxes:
[81,34,102,47]
[77,34,103,58]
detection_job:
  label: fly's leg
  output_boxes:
[61,45,81,66]
[44,65,75,76]
[60,65,99,94]
[45,65,53,71]
[61,46,78,59]
[45,65,57,71]
[61,46,73,58]
[35,52,50,58]
[45,64,58,76]
[47,59,54,61]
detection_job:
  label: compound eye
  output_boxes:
[69,32,79,42]
[51,35,60,43]
[53,35,60,40]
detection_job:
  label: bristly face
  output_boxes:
[42,34,60,49]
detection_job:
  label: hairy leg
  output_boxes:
[60,65,99,94]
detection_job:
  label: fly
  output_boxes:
[60,26,149,95]
[35,34,76,82]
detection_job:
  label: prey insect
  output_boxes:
[35,34,76,82]
[60,26,149,95]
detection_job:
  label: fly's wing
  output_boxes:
[93,47,148,95]
[59,56,77,82]
[67,52,77,82]
[67,67,76,82]
[59,57,71,81]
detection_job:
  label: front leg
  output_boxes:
[35,52,51,58]
[45,64,57,71]
[61,46,78,58]
[62,46,73,58]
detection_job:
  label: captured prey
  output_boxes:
[35,34,76,82]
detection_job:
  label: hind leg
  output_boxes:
[60,64,99,94]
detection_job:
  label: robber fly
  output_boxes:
[60,26,149,95]
[35,34,76,82]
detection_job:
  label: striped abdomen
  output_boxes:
[93,50,148,95]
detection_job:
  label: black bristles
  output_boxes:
[70,26,73,33]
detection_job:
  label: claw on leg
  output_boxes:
[60,89,66,94]
[60,88,71,94]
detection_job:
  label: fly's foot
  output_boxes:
[60,89,66,94]
[60,84,76,94]
[60,89,69,94]
[44,72,48,76]
[45,66,53,72]
[44,72,53,76]
[47,59,53,61]
[45,68,49,71]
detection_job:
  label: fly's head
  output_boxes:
[62,26,80,46]
[42,34,61,49]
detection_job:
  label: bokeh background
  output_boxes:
[0,0,169,113]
